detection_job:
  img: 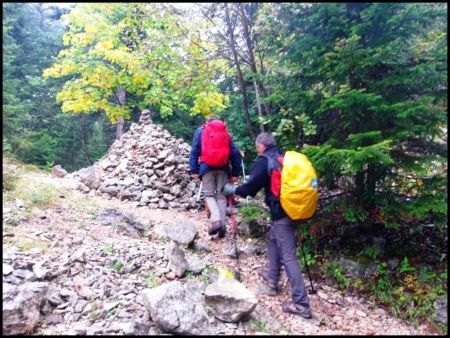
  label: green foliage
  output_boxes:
[143,270,159,288]
[107,260,124,272]
[359,245,380,260]
[2,158,22,192]
[103,246,115,254]
[43,3,228,123]
[399,257,416,274]
[199,264,214,283]
[105,307,118,320]
[321,257,447,333]
[240,201,269,222]
[323,261,349,290]
[256,3,447,231]
[250,319,270,333]
[297,246,316,269]
[26,186,58,208]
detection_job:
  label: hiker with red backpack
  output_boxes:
[189,116,242,238]
[223,132,317,319]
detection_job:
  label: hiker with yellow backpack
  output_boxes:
[223,132,318,319]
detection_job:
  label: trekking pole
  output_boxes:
[240,153,249,204]
[228,195,241,281]
[296,233,317,294]
[196,181,203,202]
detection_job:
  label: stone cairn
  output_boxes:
[71,109,200,210]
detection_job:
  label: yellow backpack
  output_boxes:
[264,150,318,220]
[280,151,318,220]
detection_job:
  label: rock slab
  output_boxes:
[141,281,210,335]
[2,282,49,335]
[205,277,258,323]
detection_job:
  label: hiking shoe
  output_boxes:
[282,301,312,319]
[258,269,278,291]
[208,221,223,236]
[218,225,226,238]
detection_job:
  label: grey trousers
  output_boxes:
[202,170,228,224]
[267,216,311,308]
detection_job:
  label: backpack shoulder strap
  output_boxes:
[261,150,283,176]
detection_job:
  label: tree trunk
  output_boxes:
[79,115,93,166]
[365,165,376,209]
[224,3,256,140]
[115,88,126,140]
[253,79,265,133]
[115,118,124,140]
[238,3,272,118]
[355,171,365,206]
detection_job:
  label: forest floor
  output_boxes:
[2,169,439,335]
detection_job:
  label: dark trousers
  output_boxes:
[267,217,310,308]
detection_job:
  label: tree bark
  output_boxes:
[238,3,272,117]
[115,88,126,140]
[224,3,256,140]
[115,118,124,140]
[79,115,93,166]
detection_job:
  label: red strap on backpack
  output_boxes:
[270,156,284,197]
[200,120,231,167]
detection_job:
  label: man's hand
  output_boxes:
[230,176,238,184]
[192,174,200,180]
[223,182,236,196]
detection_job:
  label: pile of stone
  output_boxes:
[71,110,200,210]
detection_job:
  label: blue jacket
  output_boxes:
[189,126,242,178]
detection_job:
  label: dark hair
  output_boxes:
[255,132,277,147]
[206,115,219,123]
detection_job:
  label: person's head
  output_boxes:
[255,132,276,155]
[206,115,219,123]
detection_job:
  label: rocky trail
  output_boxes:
[2,171,436,335]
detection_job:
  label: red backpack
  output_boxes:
[200,120,231,167]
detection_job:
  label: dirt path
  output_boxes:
[4,172,437,335]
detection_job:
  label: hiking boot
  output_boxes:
[218,225,226,238]
[208,221,223,236]
[258,269,278,291]
[282,301,312,319]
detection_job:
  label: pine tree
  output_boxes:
[261,3,447,228]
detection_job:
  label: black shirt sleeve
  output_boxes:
[235,156,269,198]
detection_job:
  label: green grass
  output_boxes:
[3,169,62,209]
[17,240,50,253]
[103,246,115,254]
[198,264,214,283]
[250,319,270,333]
[143,270,159,288]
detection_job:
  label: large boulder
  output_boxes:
[205,277,258,322]
[154,221,198,245]
[51,165,67,178]
[141,280,210,335]
[2,282,49,335]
